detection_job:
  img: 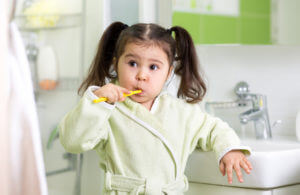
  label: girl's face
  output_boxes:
[116,42,172,110]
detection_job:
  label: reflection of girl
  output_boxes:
[59,22,252,194]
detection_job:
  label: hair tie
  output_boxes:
[166,28,172,35]
[123,24,129,29]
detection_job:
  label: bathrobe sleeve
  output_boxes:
[59,86,114,154]
[191,106,251,164]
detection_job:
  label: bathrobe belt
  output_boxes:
[105,171,188,195]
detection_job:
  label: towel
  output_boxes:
[3,22,48,195]
[0,1,10,194]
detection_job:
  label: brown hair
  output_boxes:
[78,21,206,103]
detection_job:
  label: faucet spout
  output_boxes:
[240,108,264,124]
[238,95,272,139]
[234,82,272,139]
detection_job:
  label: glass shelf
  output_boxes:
[35,77,82,92]
[55,77,82,91]
[14,13,82,31]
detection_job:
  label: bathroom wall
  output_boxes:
[276,0,300,45]
[195,45,300,137]
[15,1,300,195]
[111,0,139,25]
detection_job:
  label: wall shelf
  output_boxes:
[36,77,82,92]
[15,14,82,31]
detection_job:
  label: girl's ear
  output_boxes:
[166,65,174,81]
[113,57,117,72]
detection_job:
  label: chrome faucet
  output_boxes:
[235,82,272,139]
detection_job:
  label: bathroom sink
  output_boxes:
[185,135,300,189]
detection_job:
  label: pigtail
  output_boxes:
[170,26,206,103]
[78,22,128,95]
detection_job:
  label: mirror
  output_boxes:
[172,0,300,45]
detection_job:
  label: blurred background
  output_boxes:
[4,0,300,194]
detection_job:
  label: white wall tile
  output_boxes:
[196,45,300,136]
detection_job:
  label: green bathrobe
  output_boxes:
[59,86,251,195]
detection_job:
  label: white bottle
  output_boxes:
[296,111,300,141]
[37,45,58,90]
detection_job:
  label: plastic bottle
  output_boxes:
[37,45,58,90]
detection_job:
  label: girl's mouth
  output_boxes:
[134,87,144,95]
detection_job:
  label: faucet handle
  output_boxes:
[248,94,267,109]
[255,94,265,108]
[234,82,266,107]
[272,120,282,129]
[235,81,250,99]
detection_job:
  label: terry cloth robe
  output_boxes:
[59,86,252,195]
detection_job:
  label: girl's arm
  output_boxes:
[59,86,114,153]
[193,112,251,163]
[190,108,252,183]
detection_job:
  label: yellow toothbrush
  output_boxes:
[93,90,142,103]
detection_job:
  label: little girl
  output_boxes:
[59,22,252,194]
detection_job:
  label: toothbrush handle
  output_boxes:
[93,90,142,103]
[93,97,108,103]
[123,90,142,97]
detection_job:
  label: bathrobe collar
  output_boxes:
[113,80,179,179]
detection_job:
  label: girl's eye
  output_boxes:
[128,61,137,67]
[150,64,158,70]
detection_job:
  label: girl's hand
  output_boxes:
[219,150,253,184]
[93,83,131,104]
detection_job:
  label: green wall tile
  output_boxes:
[240,0,271,15]
[172,0,271,45]
[240,16,271,44]
[172,12,202,44]
[173,12,238,44]
[240,0,271,44]
[201,15,239,44]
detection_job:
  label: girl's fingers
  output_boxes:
[226,164,233,184]
[106,95,116,104]
[234,163,244,183]
[107,89,119,103]
[121,87,131,95]
[219,161,225,176]
[114,86,132,102]
[119,87,131,101]
[245,158,253,170]
[220,151,253,184]
[112,87,123,102]
[95,84,131,103]
[240,160,251,174]
[117,90,124,101]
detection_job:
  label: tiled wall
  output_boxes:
[195,45,300,137]
[172,0,271,44]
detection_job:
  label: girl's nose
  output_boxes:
[136,69,148,81]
